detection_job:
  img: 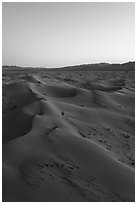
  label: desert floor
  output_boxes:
[2,68,135,201]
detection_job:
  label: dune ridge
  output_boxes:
[3,72,135,201]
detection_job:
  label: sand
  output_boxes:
[2,69,135,201]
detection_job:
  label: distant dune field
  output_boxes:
[2,66,135,201]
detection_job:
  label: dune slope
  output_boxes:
[2,73,135,201]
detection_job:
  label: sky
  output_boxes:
[2,2,135,68]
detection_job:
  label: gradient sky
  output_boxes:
[2,2,135,68]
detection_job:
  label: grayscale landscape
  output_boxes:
[2,2,135,202]
[2,62,135,201]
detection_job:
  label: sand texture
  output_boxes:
[2,69,135,201]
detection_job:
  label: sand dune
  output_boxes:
[2,72,135,201]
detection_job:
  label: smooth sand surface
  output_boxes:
[3,71,135,201]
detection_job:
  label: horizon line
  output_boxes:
[2,60,135,69]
